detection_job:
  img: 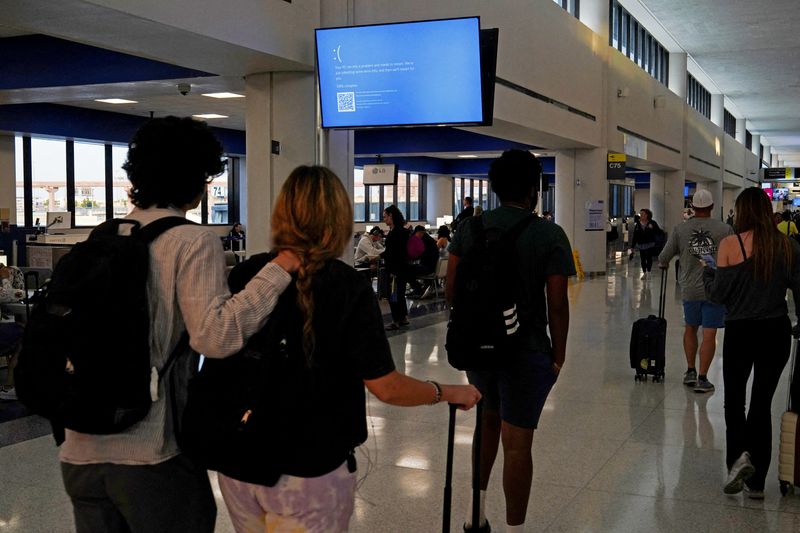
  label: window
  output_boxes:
[553,0,579,18]
[610,0,668,86]
[354,170,426,222]
[31,138,67,228]
[686,74,711,119]
[14,136,237,228]
[745,130,753,151]
[723,109,736,138]
[14,136,24,225]
[73,141,106,226]
[453,177,494,216]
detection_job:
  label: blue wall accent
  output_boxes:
[0,103,245,154]
[355,126,539,155]
[0,35,213,90]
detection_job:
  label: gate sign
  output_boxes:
[608,153,626,180]
[765,168,790,180]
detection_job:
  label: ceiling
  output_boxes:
[3,1,800,168]
[635,0,800,166]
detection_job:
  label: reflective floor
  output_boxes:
[2,256,800,532]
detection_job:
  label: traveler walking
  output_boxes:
[658,189,732,392]
[630,208,663,280]
[447,150,575,532]
[705,187,800,499]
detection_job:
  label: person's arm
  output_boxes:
[546,274,569,371]
[364,370,481,410]
[657,227,678,267]
[445,253,460,307]
[176,231,297,358]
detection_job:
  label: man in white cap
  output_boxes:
[658,189,733,392]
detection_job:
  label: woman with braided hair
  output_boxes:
[218,165,481,533]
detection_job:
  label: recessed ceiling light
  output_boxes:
[192,114,229,119]
[457,154,478,158]
[201,92,245,99]
[95,98,137,104]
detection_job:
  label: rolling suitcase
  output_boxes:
[443,401,482,533]
[779,334,800,496]
[629,269,667,382]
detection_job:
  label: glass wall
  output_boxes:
[610,0,669,86]
[73,141,106,226]
[353,168,366,221]
[31,138,67,228]
[15,135,237,228]
[355,169,426,222]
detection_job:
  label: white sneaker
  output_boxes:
[724,452,755,494]
[744,485,765,500]
[0,387,17,401]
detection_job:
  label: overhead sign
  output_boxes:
[765,168,789,180]
[607,153,626,180]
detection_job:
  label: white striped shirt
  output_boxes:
[60,207,291,465]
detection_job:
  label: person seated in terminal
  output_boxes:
[58,116,300,533]
[227,221,246,251]
[777,210,798,236]
[0,263,25,401]
[354,226,385,269]
[436,225,451,252]
[218,165,481,532]
[406,225,440,298]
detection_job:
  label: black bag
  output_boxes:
[445,215,534,371]
[629,269,667,382]
[180,285,305,486]
[15,217,192,441]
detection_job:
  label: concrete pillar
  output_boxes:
[426,174,452,226]
[649,172,665,228]
[710,94,724,128]
[579,0,609,44]
[735,118,746,145]
[245,71,317,254]
[0,135,15,226]
[751,134,760,156]
[664,170,685,232]
[668,52,687,99]
[556,148,607,274]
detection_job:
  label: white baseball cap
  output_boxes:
[692,189,714,209]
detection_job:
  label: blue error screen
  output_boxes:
[316,18,484,128]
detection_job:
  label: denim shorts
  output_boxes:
[683,300,725,329]
[466,350,558,429]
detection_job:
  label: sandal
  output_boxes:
[399,319,410,327]
[385,323,401,331]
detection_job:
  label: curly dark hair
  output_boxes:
[489,149,541,204]
[123,116,226,209]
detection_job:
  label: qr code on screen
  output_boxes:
[337,92,356,112]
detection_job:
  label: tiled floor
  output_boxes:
[2,257,799,532]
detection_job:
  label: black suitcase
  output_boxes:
[629,269,667,382]
[443,401,482,533]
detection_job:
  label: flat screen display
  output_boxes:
[774,187,789,201]
[792,197,800,207]
[316,18,484,128]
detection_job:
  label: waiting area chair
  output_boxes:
[415,257,448,299]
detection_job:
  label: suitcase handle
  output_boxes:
[658,267,667,319]
[442,400,483,533]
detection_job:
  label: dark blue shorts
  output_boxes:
[683,300,725,329]
[467,350,558,429]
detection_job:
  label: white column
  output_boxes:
[426,174,453,226]
[579,0,610,43]
[245,72,317,255]
[710,94,724,128]
[556,148,607,274]
[735,118,746,145]
[664,170,685,232]
[668,52,687,99]
[751,134,761,157]
[0,135,15,226]
[245,73,273,254]
[649,172,665,227]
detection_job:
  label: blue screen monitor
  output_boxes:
[316,18,485,128]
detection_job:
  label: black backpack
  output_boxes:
[15,216,192,444]
[445,214,534,371]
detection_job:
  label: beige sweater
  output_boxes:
[60,207,291,465]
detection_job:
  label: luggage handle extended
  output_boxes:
[658,267,668,319]
[443,400,483,533]
[787,332,800,412]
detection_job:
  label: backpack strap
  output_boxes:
[137,216,196,243]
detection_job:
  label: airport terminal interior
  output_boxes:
[3,0,800,531]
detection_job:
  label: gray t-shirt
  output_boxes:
[658,217,733,301]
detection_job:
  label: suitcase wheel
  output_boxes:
[653,372,665,383]
[781,481,791,496]
[634,373,646,382]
